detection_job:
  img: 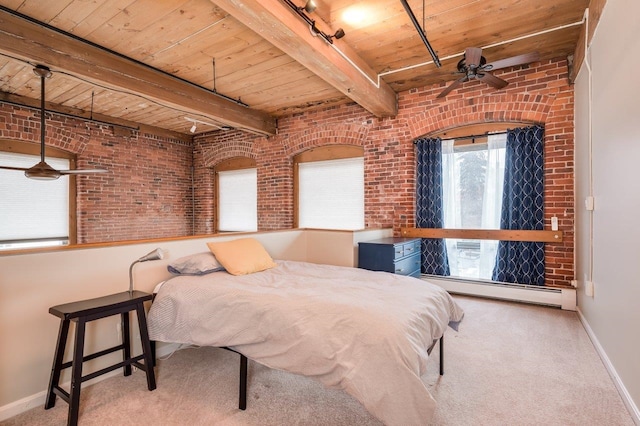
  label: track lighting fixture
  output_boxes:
[185,117,233,133]
[283,0,346,45]
[299,0,316,13]
[332,28,345,40]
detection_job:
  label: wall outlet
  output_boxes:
[570,279,578,288]
[585,280,594,297]
[551,216,559,231]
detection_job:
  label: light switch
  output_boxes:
[585,196,594,211]
[585,281,594,297]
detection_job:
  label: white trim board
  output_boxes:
[0,370,123,422]
[0,343,180,422]
[425,276,577,310]
[577,308,640,425]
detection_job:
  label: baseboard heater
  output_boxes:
[423,276,576,311]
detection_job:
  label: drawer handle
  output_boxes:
[396,268,404,272]
[395,250,402,255]
[405,247,414,252]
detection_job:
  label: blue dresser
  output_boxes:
[358,237,422,278]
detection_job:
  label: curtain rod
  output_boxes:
[447,130,509,141]
[414,130,509,144]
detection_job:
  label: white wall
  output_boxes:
[305,228,392,267]
[0,229,387,419]
[574,0,640,420]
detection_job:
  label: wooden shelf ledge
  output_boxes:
[400,228,563,243]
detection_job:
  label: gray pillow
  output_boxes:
[167,251,225,275]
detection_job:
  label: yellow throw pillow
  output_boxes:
[206,238,277,276]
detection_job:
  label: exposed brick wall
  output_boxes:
[195,58,575,287]
[0,104,193,243]
[1,57,574,286]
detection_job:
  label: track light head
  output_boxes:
[301,0,316,13]
[333,28,345,40]
[185,116,232,133]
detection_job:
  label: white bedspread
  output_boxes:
[147,260,464,425]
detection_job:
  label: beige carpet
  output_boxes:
[2,296,634,425]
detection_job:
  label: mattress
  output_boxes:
[147,260,464,425]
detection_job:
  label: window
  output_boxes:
[442,133,507,279]
[0,141,75,250]
[215,157,257,232]
[417,124,545,285]
[294,145,364,230]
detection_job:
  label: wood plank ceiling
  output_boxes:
[0,0,589,136]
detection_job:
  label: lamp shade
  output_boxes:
[137,248,164,263]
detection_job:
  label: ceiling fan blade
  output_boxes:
[484,52,540,71]
[0,165,29,172]
[436,76,468,98]
[477,72,509,89]
[465,47,483,69]
[59,169,108,175]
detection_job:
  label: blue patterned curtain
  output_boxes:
[492,125,545,285]
[415,138,450,276]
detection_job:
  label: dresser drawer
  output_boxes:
[394,253,421,277]
[401,240,420,259]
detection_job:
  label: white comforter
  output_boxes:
[147,260,464,425]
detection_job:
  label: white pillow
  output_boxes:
[167,251,224,275]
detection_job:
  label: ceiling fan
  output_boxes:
[0,65,107,180]
[437,47,540,98]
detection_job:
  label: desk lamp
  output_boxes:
[129,248,164,294]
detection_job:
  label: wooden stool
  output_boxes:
[45,291,156,426]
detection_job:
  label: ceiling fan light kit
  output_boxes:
[437,47,540,98]
[0,65,108,180]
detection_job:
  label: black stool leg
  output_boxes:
[122,312,132,376]
[135,303,156,391]
[150,340,157,367]
[68,318,86,426]
[239,354,247,410]
[45,319,70,409]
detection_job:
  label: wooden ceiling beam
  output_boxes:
[211,0,398,117]
[569,0,606,83]
[0,92,193,144]
[0,8,277,135]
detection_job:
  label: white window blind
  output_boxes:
[298,157,364,230]
[0,151,70,248]
[218,168,257,232]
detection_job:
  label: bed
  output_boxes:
[147,241,464,426]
